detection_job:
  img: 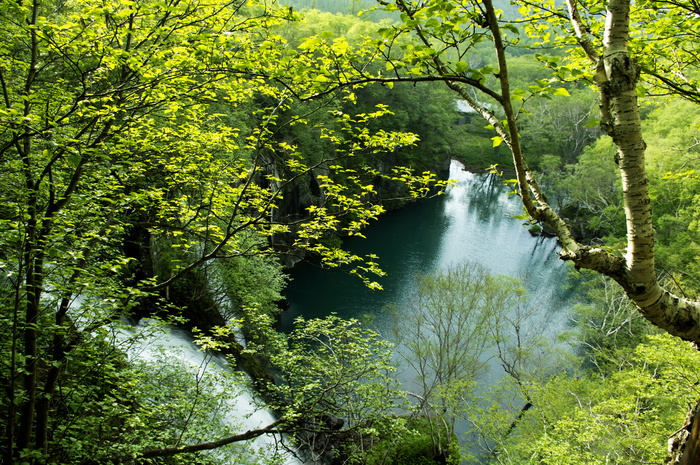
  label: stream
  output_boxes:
[282,159,580,461]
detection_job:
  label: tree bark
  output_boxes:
[17,0,42,452]
[564,0,700,343]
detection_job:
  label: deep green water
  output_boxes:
[282,160,575,336]
[282,159,579,462]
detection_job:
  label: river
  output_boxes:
[281,159,579,461]
[125,321,303,465]
[282,160,574,334]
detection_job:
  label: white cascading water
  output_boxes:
[123,320,303,465]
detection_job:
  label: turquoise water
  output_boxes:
[281,159,578,462]
[282,160,574,336]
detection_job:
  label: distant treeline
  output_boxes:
[284,0,378,15]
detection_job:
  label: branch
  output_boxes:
[292,74,503,106]
[482,0,538,219]
[565,0,600,63]
[642,67,700,105]
[95,417,289,464]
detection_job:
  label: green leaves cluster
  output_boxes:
[269,315,399,420]
[241,313,409,463]
[490,332,700,464]
[1,0,452,462]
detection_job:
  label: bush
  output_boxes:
[364,416,460,465]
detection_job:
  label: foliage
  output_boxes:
[0,0,450,462]
[9,321,270,465]
[488,333,700,464]
[519,88,601,167]
[218,247,289,318]
[469,269,682,464]
[362,416,460,465]
[117,325,270,465]
[350,82,472,174]
[268,315,398,420]
[535,137,625,241]
[257,314,404,463]
[644,99,700,294]
[285,0,395,19]
[390,263,525,460]
[568,272,658,372]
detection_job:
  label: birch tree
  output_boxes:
[347,1,700,460]
[365,0,700,352]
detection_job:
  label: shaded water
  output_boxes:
[281,160,579,461]
[282,160,574,337]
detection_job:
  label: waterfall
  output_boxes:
[124,320,303,465]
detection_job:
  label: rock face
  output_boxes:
[269,169,326,268]
[269,154,452,268]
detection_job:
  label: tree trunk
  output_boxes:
[668,398,700,464]
[487,0,700,345]
[572,0,700,343]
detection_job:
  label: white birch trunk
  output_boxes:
[590,0,700,342]
[512,0,700,343]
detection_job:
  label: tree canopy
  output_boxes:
[0,0,444,461]
[3,0,700,463]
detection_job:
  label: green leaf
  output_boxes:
[455,60,469,74]
[425,18,440,28]
[511,88,527,101]
[298,36,322,50]
[503,24,519,35]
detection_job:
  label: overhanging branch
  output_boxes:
[90,417,289,464]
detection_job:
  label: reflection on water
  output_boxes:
[283,159,578,462]
[282,160,573,335]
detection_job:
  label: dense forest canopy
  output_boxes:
[1,0,700,464]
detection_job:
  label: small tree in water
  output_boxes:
[390,263,524,463]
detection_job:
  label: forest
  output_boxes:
[1,0,699,464]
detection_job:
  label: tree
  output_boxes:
[320,0,700,460]
[483,333,700,465]
[261,314,403,464]
[0,0,441,462]
[366,0,692,339]
[519,88,601,167]
[390,263,522,462]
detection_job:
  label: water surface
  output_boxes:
[282,160,573,336]
[282,159,578,462]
